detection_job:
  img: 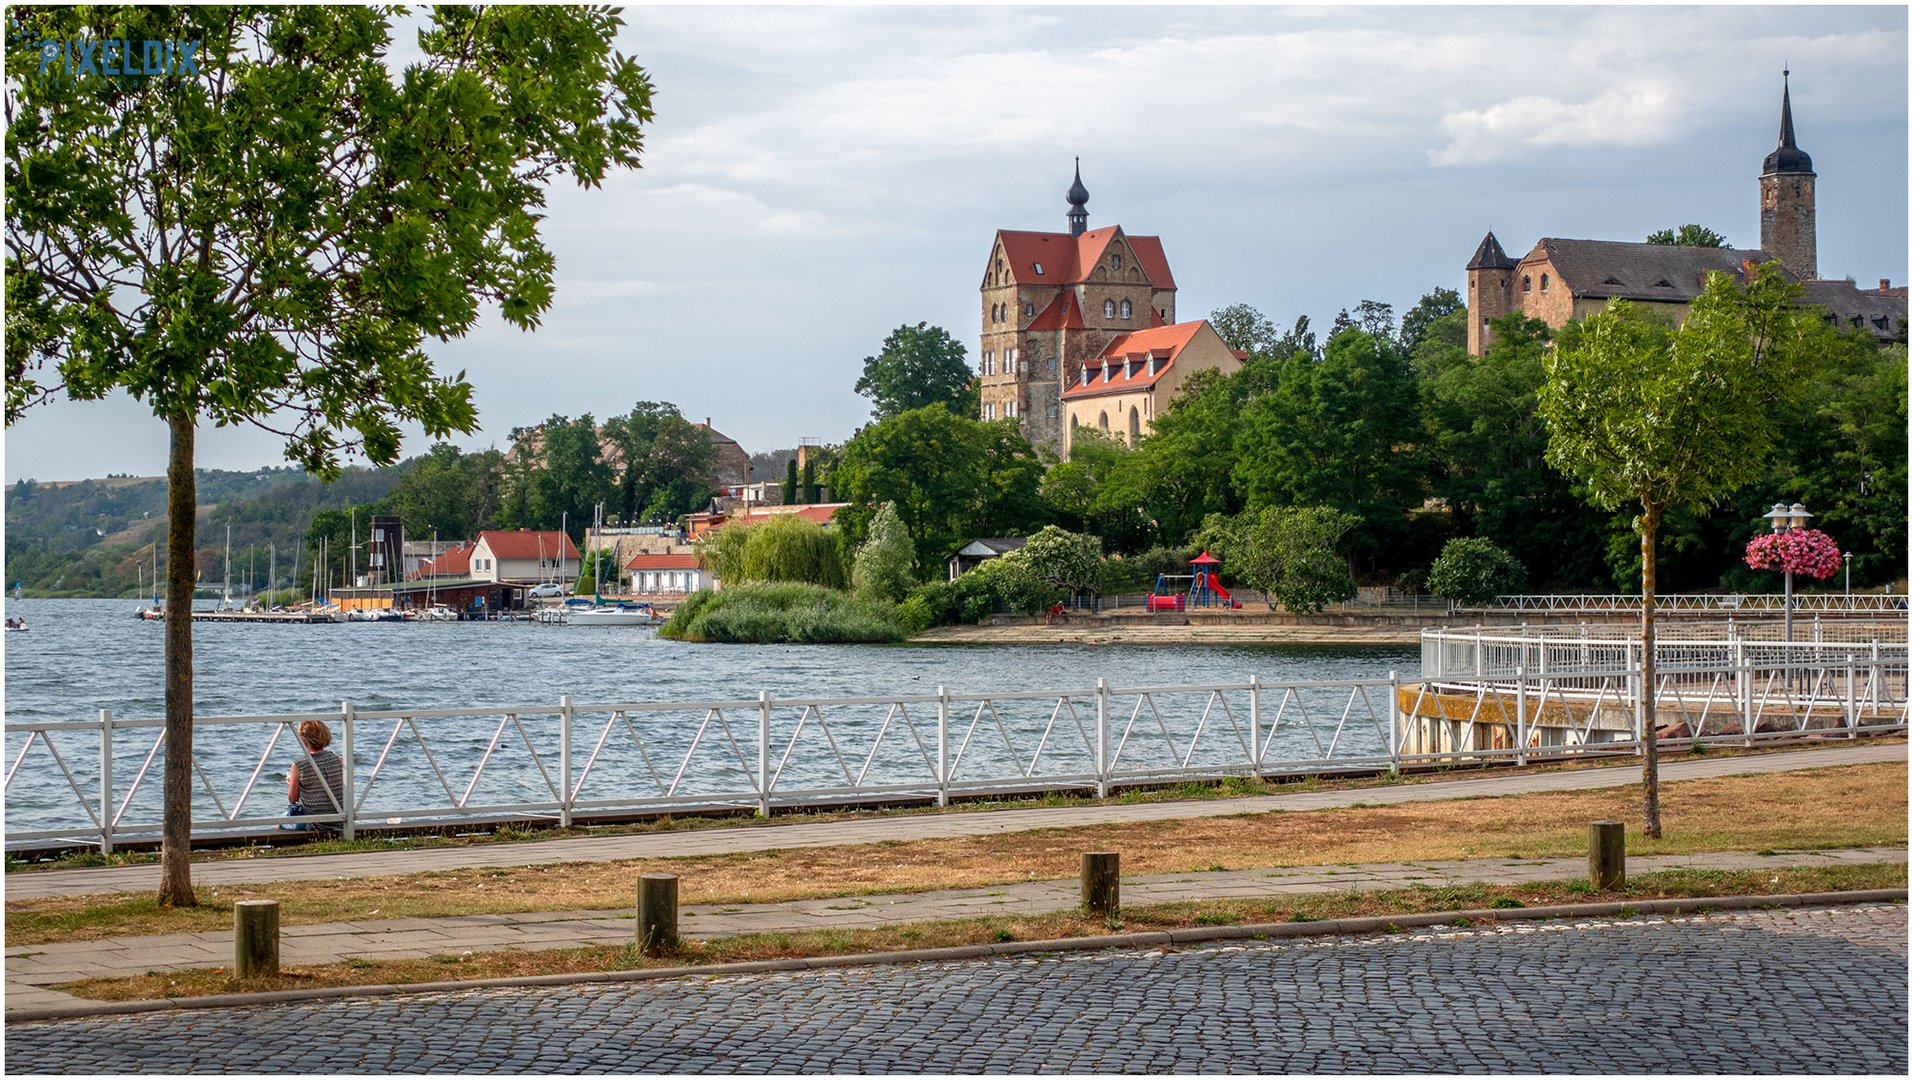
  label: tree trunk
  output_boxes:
[1638,502,1662,840]
[161,410,198,907]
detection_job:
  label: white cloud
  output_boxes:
[1429,87,1678,167]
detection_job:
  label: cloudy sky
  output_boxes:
[5,3,1907,483]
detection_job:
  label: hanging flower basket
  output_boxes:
[1743,528,1841,580]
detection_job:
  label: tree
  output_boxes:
[1018,525,1102,598]
[852,501,916,602]
[1198,506,1358,614]
[732,515,847,589]
[1398,287,1464,357]
[1426,538,1528,605]
[4,6,651,904]
[601,402,717,525]
[1537,266,1823,838]
[782,458,799,506]
[1646,224,1729,248]
[1206,303,1279,356]
[853,323,976,421]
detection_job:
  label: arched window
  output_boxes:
[1120,299,1132,319]
[1522,275,1532,292]
[1098,411,1109,431]
[1103,299,1116,318]
[1024,302,1035,317]
[1128,407,1141,441]
[1539,273,1550,292]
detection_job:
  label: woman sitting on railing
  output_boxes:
[282,719,344,831]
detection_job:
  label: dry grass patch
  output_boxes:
[8,762,1903,946]
[55,863,1906,1003]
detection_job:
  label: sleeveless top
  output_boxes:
[295,749,346,816]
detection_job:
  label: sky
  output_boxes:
[4,3,1908,483]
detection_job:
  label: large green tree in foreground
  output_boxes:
[1537,266,1823,838]
[5,5,652,904]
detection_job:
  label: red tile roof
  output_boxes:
[1026,291,1086,331]
[626,553,700,571]
[1060,321,1206,400]
[411,543,473,579]
[476,530,581,561]
[994,226,1175,290]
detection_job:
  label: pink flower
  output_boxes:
[1744,528,1842,580]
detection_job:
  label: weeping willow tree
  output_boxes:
[701,514,847,590]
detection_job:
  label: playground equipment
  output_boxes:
[1149,551,1243,611]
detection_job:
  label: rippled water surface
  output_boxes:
[4,599,1417,836]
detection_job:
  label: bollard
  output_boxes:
[1081,852,1120,918]
[234,899,280,979]
[1588,820,1625,891]
[637,873,679,956]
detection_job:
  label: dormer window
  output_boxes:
[1032,261,1044,275]
[1120,299,1132,319]
[1103,299,1117,318]
[1147,357,1159,376]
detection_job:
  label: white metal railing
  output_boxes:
[1410,627,1909,765]
[4,675,1416,852]
[1478,593,1908,613]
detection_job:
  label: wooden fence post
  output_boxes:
[637,873,679,956]
[234,899,280,978]
[1588,820,1625,891]
[1081,852,1120,917]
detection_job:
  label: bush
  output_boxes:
[1426,537,1528,605]
[657,582,904,643]
[699,515,847,590]
[852,501,916,602]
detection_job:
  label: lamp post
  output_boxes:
[1843,552,1851,600]
[1763,501,1812,684]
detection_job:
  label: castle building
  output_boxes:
[1058,320,1242,455]
[1465,74,1904,356]
[980,162,1238,455]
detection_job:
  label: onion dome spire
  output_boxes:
[1762,69,1814,175]
[1066,158,1089,237]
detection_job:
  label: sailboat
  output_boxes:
[564,503,660,627]
[136,544,164,620]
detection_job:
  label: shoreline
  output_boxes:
[912,622,1425,645]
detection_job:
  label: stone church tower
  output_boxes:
[1759,71,1817,280]
[1464,231,1517,355]
[979,164,1177,454]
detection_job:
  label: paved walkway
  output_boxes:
[8,905,1906,1072]
[7,742,1901,900]
[4,743,1904,1018]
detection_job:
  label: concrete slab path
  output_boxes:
[5,742,1900,901]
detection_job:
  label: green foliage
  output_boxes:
[601,402,718,525]
[721,515,849,590]
[831,404,1047,576]
[1207,303,1280,356]
[1425,538,1528,604]
[1018,525,1101,595]
[853,323,976,421]
[574,547,619,594]
[1198,506,1358,614]
[852,502,916,602]
[1398,287,1464,357]
[782,459,799,506]
[657,582,904,644]
[1540,267,1823,521]
[6,5,651,469]
[1646,224,1729,248]
[1231,329,1422,559]
[498,414,614,539]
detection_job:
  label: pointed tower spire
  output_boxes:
[1759,69,1817,279]
[1066,158,1089,237]
[1762,69,1813,175]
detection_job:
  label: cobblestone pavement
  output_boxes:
[6,905,1905,1074]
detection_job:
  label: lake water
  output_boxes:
[3,599,1418,839]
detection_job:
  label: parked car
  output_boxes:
[527,582,566,598]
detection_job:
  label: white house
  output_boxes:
[469,530,580,585]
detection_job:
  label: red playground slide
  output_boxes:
[1207,580,1243,609]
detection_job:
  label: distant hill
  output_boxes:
[5,466,403,597]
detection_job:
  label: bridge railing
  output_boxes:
[1473,593,1907,614]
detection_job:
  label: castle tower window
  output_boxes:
[1110,253,1123,271]
[1522,275,1532,292]
[1539,273,1550,292]
[1046,402,1059,419]
[1120,299,1132,319]
[1103,299,1117,317]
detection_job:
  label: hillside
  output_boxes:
[5,466,403,597]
